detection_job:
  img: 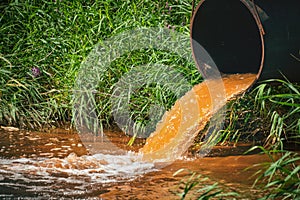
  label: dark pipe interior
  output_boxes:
[254,0,300,81]
[191,0,262,76]
[191,0,300,82]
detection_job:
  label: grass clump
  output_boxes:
[254,78,300,149]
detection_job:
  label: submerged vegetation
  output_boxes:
[0,0,299,199]
[173,169,239,199]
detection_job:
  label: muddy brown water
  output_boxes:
[0,128,270,199]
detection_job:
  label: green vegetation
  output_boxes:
[254,78,300,149]
[214,78,300,147]
[246,79,300,200]
[246,147,300,200]
[0,0,196,130]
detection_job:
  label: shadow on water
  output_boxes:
[0,128,270,199]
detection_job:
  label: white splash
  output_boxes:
[0,152,155,198]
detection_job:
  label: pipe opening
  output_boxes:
[191,0,300,82]
[191,0,263,78]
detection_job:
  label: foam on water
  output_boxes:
[0,152,155,197]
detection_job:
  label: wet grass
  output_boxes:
[235,78,300,199]
[254,79,300,149]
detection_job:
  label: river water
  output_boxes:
[0,129,269,199]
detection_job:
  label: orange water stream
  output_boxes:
[141,73,257,161]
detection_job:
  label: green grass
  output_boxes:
[3,0,298,145]
[248,79,300,200]
[246,147,300,200]
[254,78,300,149]
[201,78,300,148]
[0,0,196,130]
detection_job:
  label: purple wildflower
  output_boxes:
[165,2,169,8]
[31,67,41,77]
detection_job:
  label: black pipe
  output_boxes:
[190,0,300,82]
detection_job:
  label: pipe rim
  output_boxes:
[190,0,265,87]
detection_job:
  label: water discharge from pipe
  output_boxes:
[72,27,258,164]
[140,73,256,162]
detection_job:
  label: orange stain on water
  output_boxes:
[140,73,257,161]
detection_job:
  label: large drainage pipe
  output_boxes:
[190,0,300,82]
